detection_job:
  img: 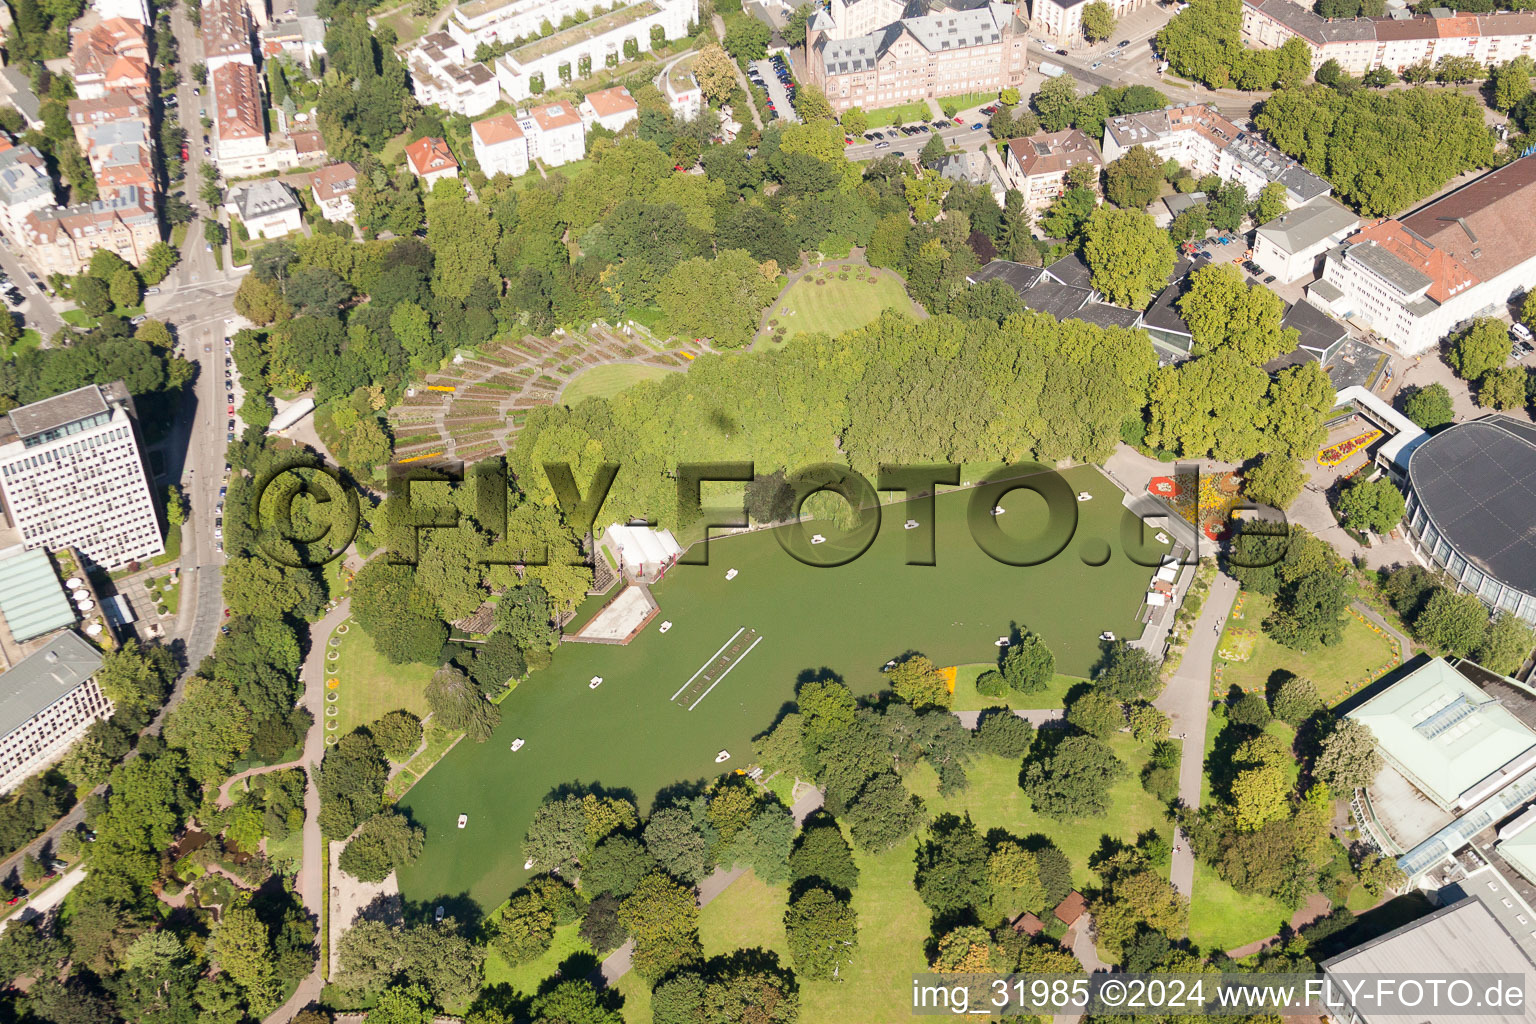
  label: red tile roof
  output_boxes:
[529,100,581,132]
[1053,891,1087,926]
[405,136,458,176]
[583,85,638,119]
[1399,155,1536,286]
[472,112,524,146]
[1347,220,1475,303]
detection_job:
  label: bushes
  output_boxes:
[975,710,1035,759]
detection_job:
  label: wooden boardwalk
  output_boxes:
[671,627,762,710]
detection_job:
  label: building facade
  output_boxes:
[202,0,257,71]
[1032,0,1154,46]
[447,0,617,53]
[580,85,639,132]
[310,162,357,222]
[1003,128,1102,212]
[1252,195,1360,284]
[809,2,1028,114]
[1102,104,1331,205]
[517,101,585,167]
[1242,0,1536,75]
[211,62,271,170]
[0,142,55,242]
[491,0,697,102]
[407,31,501,117]
[226,179,302,238]
[0,383,163,571]
[20,187,158,277]
[0,631,108,795]
[405,136,461,186]
[470,113,530,177]
[1310,157,1536,354]
[663,57,702,119]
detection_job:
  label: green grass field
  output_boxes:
[950,664,1085,712]
[331,624,436,740]
[396,466,1167,911]
[1187,860,1295,954]
[860,100,933,128]
[483,923,594,994]
[1216,591,1398,704]
[763,271,918,346]
[560,364,673,406]
[684,744,1169,1024]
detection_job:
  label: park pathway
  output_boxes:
[952,708,1063,729]
[263,599,352,1024]
[1154,572,1239,898]
[598,865,748,985]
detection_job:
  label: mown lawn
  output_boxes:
[698,869,789,961]
[331,623,436,740]
[762,270,918,346]
[950,664,1085,712]
[860,100,933,127]
[560,364,673,406]
[1216,591,1399,704]
[1187,861,1294,954]
[483,922,594,995]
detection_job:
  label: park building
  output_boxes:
[808,2,1028,114]
[1403,416,1536,626]
[0,383,163,572]
[1102,105,1331,207]
[1321,893,1536,1023]
[0,630,109,795]
[1242,0,1536,76]
[1308,157,1536,356]
[1348,657,1536,888]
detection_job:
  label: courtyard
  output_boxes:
[395,465,1169,910]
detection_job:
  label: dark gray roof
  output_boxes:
[0,630,103,740]
[1256,196,1359,252]
[1142,282,1192,337]
[1071,302,1143,329]
[1408,417,1536,596]
[1282,299,1349,357]
[1349,240,1434,296]
[0,68,41,124]
[1020,280,1092,319]
[1245,0,1376,42]
[1043,252,1093,291]
[8,384,110,439]
[968,259,1046,295]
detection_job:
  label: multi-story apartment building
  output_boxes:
[0,630,109,795]
[517,100,585,167]
[0,142,55,242]
[20,187,158,277]
[807,0,907,41]
[470,112,530,177]
[446,0,653,53]
[84,120,154,200]
[1242,0,1536,75]
[407,31,500,117]
[93,0,150,22]
[1310,156,1536,355]
[0,383,163,570]
[202,0,257,71]
[1102,104,1331,205]
[310,162,358,222]
[69,17,149,100]
[67,90,151,151]
[809,2,1028,114]
[1003,128,1103,213]
[1032,0,1154,45]
[491,0,696,101]
[211,62,270,170]
[580,85,639,132]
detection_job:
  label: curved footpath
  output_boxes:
[265,599,351,1024]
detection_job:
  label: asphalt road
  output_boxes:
[0,242,61,338]
[846,116,994,163]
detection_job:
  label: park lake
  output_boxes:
[395,465,1169,910]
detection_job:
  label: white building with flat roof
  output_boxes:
[406,31,500,117]
[0,630,108,794]
[1252,195,1360,284]
[0,383,163,571]
[491,0,696,102]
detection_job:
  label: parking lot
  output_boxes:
[1180,232,1277,285]
[749,55,799,125]
[848,109,993,161]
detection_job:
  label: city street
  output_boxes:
[0,241,61,338]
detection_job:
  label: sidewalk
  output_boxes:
[1154,572,1239,897]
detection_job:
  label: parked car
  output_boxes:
[145,287,160,294]
[227,418,236,430]
[1261,275,1276,285]
[1512,322,1534,343]
[226,432,235,442]
[131,315,147,325]
[970,123,984,131]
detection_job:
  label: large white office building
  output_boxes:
[0,383,163,571]
[0,630,108,794]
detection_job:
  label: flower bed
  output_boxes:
[1317,429,1382,467]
